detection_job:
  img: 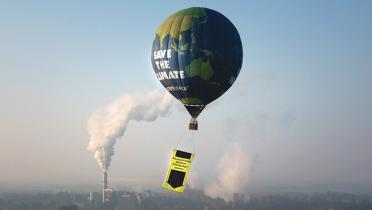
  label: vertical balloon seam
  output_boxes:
[190,16,202,105]
[201,12,209,105]
[197,14,205,105]
[163,16,176,96]
[188,16,195,105]
[180,14,192,104]
[169,15,184,101]
[178,15,188,101]
[222,12,228,98]
[166,16,177,99]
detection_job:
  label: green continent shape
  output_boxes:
[179,98,204,105]
[156,8,206,44]
[172,7,206,17]
[185,59,214,81]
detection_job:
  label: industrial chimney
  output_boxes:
[102,171,107,203]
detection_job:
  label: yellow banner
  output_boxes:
[163,149,194,192]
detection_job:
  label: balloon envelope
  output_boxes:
[151,7,243,118]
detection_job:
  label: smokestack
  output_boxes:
[102,171,107,203]
[103,171,107,189]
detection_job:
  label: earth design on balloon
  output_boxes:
[151,7,243,118]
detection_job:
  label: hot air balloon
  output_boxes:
[151,7,243,130]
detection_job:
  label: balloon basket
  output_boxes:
[189,118,198,130]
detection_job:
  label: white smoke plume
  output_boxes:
[87,90,174,172]
[204,143,250,201]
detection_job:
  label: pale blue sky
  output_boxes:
[0,0,371,193]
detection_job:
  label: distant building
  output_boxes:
[233,193,245,209]
[139,190,153,199]
[89,192,100,206]
[103,188,113,203]
[113,191,141,209]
